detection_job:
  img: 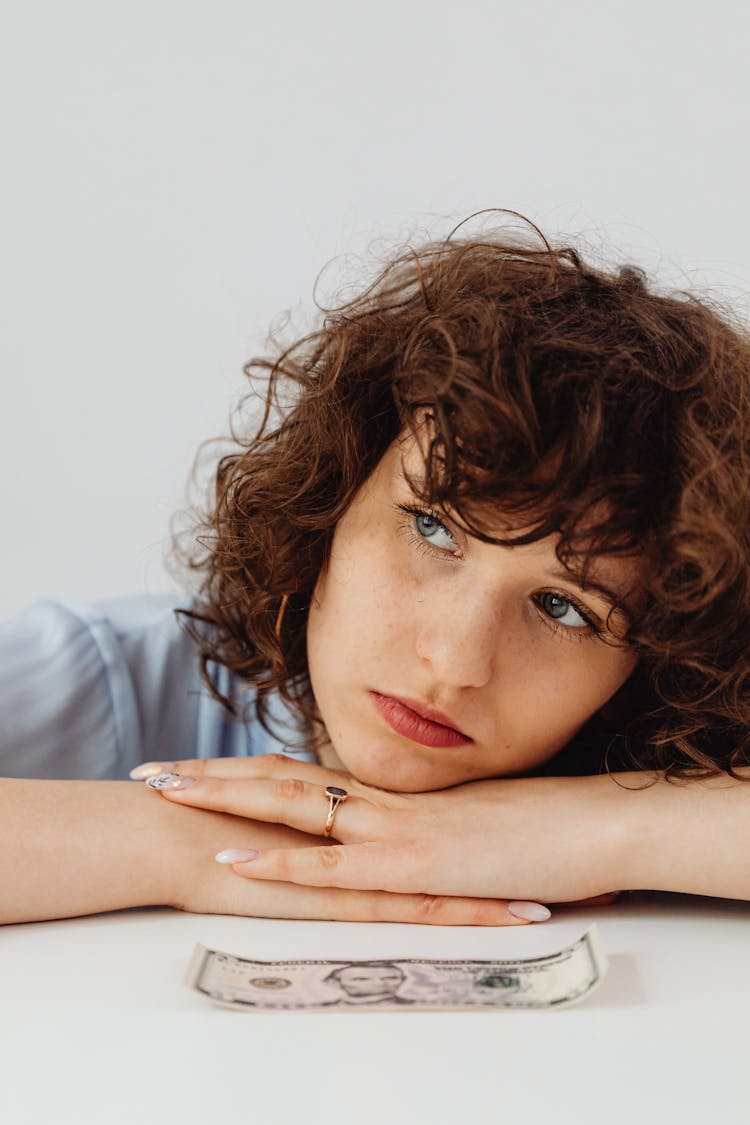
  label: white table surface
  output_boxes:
[2,891,747,1125]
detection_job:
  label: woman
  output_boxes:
[3,210,750,926]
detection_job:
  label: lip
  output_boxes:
[369,691,473,749]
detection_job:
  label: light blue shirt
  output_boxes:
[0,594,316,780]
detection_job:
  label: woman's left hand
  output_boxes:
[136,754,628,907]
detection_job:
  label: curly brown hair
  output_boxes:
[167,210,750,785]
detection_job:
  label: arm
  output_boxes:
[615,765,750,899]
[143,755,750,904]
[0,777,540,927]
[0,778,177,924]
[0,777,320,925]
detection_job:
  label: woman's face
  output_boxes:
[306,429,641,791]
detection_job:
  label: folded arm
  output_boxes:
[614,765,750,899]
[0,778,183,924]
[0,777,544,927]
[147,756,750,903]
[0,778,286,924]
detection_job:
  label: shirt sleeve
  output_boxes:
[0,597,142,779]
[0,594,316,780]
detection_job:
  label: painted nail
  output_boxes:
[129,761,174,780]
[145,772,197,790]
[507,901,552,922]
[215,849,260,864]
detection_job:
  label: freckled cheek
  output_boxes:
[348,599,408,671]
[308,579,400,685]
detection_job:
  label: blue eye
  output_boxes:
[538,592,595,632]
[415,511,446,538]
[399,505,457,553]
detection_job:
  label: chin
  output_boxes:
[342,755,460,793]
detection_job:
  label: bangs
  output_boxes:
[399,404,651,629]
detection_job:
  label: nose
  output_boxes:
[414,584,499,689]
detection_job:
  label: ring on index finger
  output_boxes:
[323,785,349,837]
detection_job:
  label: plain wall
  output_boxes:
[2,0,749,617]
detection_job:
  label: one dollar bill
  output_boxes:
[184,924,607,1011]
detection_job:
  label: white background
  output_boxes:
[2,0,749,620]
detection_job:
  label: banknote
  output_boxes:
[183,924,607,1011]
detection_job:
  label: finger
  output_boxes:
[229,843,620,910]
[228,842,432,893]
[148,773,372,841]
[130,753,350,785]
[216,878,537,927]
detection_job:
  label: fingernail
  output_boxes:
[508,901,552,922]
[129,761,174,780]
[145,772,197,790]
[214,849,260,864]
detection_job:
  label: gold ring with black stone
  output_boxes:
[323,785,349,837]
